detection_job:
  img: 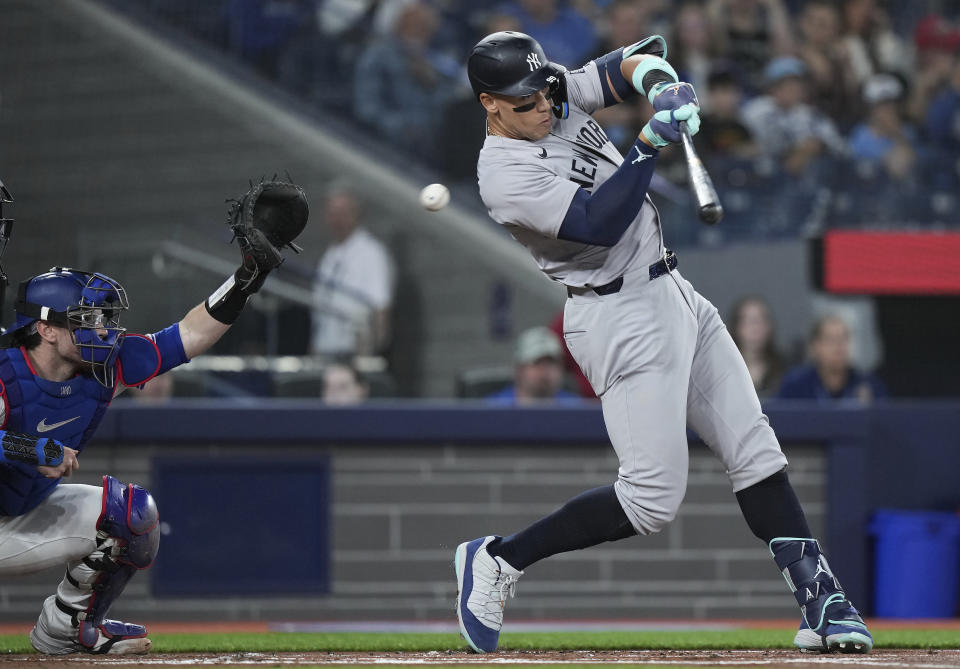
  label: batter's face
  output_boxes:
[481,89,554,141]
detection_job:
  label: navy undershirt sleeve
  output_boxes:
[557,139,658,247]
[593,48,638,107]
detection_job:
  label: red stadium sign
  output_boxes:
[822,230,960,295]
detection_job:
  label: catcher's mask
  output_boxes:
[8,267,129,387]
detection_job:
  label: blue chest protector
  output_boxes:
[0,348,113,516]
[0,325,188,517]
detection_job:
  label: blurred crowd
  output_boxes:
[111,0,923,403]
[125,0,960,241]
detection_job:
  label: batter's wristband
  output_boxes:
[629,56,678,99]
[204,270,251,325]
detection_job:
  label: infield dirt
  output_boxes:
[1,649,960,668]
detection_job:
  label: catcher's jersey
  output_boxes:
[478,60,664,288]
[0,324,189,517]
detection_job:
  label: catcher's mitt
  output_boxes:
[228,176,309,291]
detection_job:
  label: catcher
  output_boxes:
[0,178,307,655]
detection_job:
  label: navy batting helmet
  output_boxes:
[467,31,566,101]
[6,267,129,387]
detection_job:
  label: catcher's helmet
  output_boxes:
[468,31,566,101]
[6,267,129,387]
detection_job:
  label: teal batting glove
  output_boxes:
[641,103,700,148]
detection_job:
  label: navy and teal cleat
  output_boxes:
[453,536,523,653]
[794,599,874,653]
[769,538,873,654]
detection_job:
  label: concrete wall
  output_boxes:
[0,440,824,623]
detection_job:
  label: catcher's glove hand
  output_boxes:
[228,176,309,293]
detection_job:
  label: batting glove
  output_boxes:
[651,82,700,112]
[641,103,701,149]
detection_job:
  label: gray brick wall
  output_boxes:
[0,441,825,623]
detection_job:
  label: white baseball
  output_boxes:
[419,183,450,212]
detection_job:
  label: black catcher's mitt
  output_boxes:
[228,176,309,291]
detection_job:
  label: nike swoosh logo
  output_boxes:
[537,148,547,159]
[37,416,81,433]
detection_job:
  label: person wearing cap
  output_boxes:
[487,327,580,405]
[742,56,844,175]
[910,15,960,128]
[848,73,916,181]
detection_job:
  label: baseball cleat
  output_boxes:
[793,604,873,654]
[454,535,523,653]
[29,596,152,655]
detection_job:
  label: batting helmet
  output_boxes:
[5,267,129,387]
[467,31,566,101]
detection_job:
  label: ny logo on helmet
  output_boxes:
[526,52,542,71]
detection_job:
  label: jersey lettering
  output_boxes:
[569,150,599,191]
[575,120,610,151]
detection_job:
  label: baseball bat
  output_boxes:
[678,121,723,225]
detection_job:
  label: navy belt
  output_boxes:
[567,251,678,298]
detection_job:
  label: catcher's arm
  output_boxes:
[179,302,230,359]
[203,177,309,327]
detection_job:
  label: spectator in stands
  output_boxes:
[312,184,395,358]
[487,327,581,405]
[728,296,785,398]
[925,55,960,153]
[496,0,596,68]
[224,0,311,74]
[848,73,916,182]
[778,314,886,403]
[277,0,378,112]
[353,1,461,159]
[797,0,860,130]
[839,0,912,90]
[322,361,370,404]
[698,68,757,159]
[590,0,655,153]
[669,2,716,107]
[549,313,595,399]
[706,0,794,94]
[742,57,845,176]
[909,15,960,126]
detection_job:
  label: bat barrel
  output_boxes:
[678,121,723,226]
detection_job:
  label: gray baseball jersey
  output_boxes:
[478,61,664,288]
[477,58,788,535]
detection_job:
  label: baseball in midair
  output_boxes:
[419,183,450,212]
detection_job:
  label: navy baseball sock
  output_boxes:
[735,468,811,543]
[487,484,636,570]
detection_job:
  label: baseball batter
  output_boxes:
[454,32,873,655]
[0,179,307,654]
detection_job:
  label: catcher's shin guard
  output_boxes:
[33,476,159,654]
[770,538,873,653]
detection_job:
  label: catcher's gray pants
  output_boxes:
[0,484,101,573]
[563,266,788,535]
